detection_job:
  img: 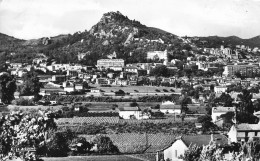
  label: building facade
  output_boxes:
[223,64,260,77]
[147,50,168,60]
[97,59,125,70]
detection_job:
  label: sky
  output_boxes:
[0,0,260,40]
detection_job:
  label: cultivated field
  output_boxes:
[7,102,162,112]
[92,85,181,94]
[42,155,147,161]
[83,102,161,110]
[78,133,176,154]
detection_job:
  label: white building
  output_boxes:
[63,81,75,92]
[211,106,236,123]
[214,86,228,93]
[119,107,141,120]
[147,50,168,60]
[160,101,181,114]
[96,59,124,70]
[161,134,228,161]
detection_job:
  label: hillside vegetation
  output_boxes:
[1,11,260,65]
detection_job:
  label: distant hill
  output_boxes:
[0,33,25,52]
[192,35,260,48]
[0,11,185,65]
[2,11,260,65]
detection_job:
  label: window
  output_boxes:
[175,150,178,157]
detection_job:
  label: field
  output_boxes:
[84,102,161,110]
[91,85,181,94]
[7,102,161,112]
[42,155,148,161]
[78,133,176,154]
[7,105,63,111]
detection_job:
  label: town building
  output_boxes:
[214,86,228,93]
[160,101,181,115]
[211,106,236,123]
[228,124,260,143]
[119,107,142,119]
[160,134,228,161]
[96,59,125,71]
[223,64,260,77]
[147,50,168,60]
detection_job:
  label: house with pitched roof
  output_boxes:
[160,101,181,115]
[160,134,228,161]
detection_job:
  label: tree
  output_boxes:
[254,99,260,112]
[115,89,125,96]
[150,65,169,77]
[83,81,88,89]
[220,111,235,124]
[214,93,233,107]
[70,137,93,154]
[236,112,258,124]
[0,72,16,104]
[206,93,216,115]
[181,144,202,161]
[19,71,41,97]
[152,104,160,109]
[93,136,119,154]
[151,111,164,118]
[238,89,253,114]
[130,101,138,107]
[46,130,75,157]
[180,97,190,113]
[236,89,258,124]
[197,115,216,131]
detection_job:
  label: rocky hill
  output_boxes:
[2,11,260,66]
[0,11,188,65]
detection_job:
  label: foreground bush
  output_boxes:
[93,136,119,154]
[45,130,75,157]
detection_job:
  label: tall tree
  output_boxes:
[0,72,16,104]
[150,65,169,77]
[238,89,253,114]
[236,89,258,123]
[214,93,233,107]
[19,71,41,97]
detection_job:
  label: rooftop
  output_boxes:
[181,134,228,147]
[237,124,260,131]
[97,59,124,62]
[119,106,141,111]
[212,107,235,113]
[160,105,181,110]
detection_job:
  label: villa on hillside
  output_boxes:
[160,101,181,115]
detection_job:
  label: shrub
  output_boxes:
[197,115,218,132]
[130,101,138,107]
[115,89,125,96]
[46,130,75,157]
[151,111,164,118]
[93,136,119,154]
[70,137,93,154]
[14,98,34,106]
